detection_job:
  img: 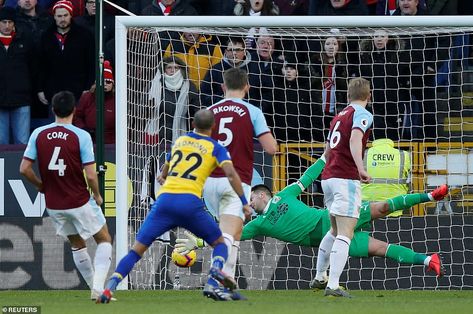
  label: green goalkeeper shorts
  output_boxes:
[348,231,370,257]
[354,202,372,231]
[349,202,371,257]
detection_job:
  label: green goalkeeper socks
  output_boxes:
[386,193,431,213]
[386,244,428,265]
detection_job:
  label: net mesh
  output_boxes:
[120,25,473,290]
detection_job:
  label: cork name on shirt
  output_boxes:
[212,105,246,117]
[46,131,69,140]
[174,140,208,155]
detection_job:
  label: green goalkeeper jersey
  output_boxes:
[242,157,328,246]
[241,188,329,246]
[241,157,373,247]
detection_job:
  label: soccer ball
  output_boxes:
[171,249,197,267]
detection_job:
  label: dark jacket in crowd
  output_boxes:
[393,6,436,98]
[0,29,36,108]
[314,0,368,15]
[159,82,200,145]
[73,90,116,144]
[200,51,252,106]
[141,0,198,16]
[359,37,409,141]
[189,0,235,15]
[273,72,317,142]
[376,0,426,15]
[4,0,54,10]
[38,22,95,102]
[15,8,53,48]
[246,52,284,118]
[274,0,309,15]
[74,11,114,44]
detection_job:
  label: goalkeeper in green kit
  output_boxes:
[176,156,447,289]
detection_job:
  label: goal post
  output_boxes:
[115,15,473,290]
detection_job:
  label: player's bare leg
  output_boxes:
[90,225,113,300]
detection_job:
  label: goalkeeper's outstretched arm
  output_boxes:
[280,155,326,196]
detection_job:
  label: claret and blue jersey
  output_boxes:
[322,104,373,180]
[22,123,95,210]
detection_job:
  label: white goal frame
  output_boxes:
[115,15,473,290]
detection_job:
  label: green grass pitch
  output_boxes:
[1,290,472,314]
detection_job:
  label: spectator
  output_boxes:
[377,0,426,15]
[75,0,114,44]
[200,36,252,106]
[4,0,54,10]
[426,0,464,93]
[15,0,53,129]
[235,1,280,49]
[73,60,116,144]
[15,0,53,48]
[37,0,94,114]
[164,32,223,90]
[147,56,200,145]
[274,0,309,15]
[124,0,146,14]
[0,6,36,144]
[359,30,409,141]
[51,0,85,16]
[246,30,283,122]
[365,0,377,14]
[190,0,234,15]
[273,59,318,142]
[394,0,437,140]
[393,0,429,15]
[233,0,280,16]
[313,0,368,15]
[141,0,197,15]
[426,0,458,15]
[310,36,348,138]
[458,0,473,15]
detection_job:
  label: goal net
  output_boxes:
[115,16,473,290]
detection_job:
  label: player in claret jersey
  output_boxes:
[20,91,112,300]
[320,77,373,298]
[202,68,277,299]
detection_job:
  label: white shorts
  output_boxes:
[321,178,361,218]
[47,198,106,240]
[203,177,251,221]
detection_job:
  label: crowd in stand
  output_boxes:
[1,0,472,145]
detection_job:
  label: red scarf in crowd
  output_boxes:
[55,31,69,51]
[0,32,15,48]
[322,63,336,114]
[158,0,172,15]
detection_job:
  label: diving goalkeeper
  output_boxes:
[176,156,447,289]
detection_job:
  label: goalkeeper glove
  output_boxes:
[175,231,205,255]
